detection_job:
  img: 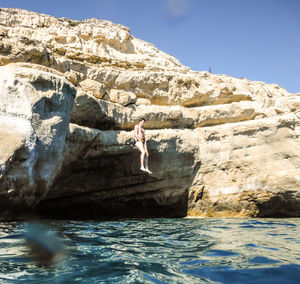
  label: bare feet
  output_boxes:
[140,167,152,174]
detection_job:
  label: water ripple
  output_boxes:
[0,218,299,283]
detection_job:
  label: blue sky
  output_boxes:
[1,0,299,93]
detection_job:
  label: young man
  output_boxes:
[134,118,152,173]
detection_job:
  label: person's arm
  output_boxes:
[134,125,141,142]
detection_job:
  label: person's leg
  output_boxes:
[136,142,146,171]
[144,143,152,173]
[144,152,149,169]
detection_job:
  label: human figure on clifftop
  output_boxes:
[134,118,152,174]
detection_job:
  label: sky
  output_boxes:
[1,0,299,93]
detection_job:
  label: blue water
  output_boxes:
[0,218,300,283]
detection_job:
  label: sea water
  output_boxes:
[0,218,299,283]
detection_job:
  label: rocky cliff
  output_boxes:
[0,8,299,220]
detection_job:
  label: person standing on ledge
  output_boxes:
[134,118,152,173]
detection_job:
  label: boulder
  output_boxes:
[109,89,137,106]
[64,70,84,86]
[79,78,106,99]
[136,98,151,106]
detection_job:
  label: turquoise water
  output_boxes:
[0,218,300,283]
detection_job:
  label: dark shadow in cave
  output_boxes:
[34,145,198,220]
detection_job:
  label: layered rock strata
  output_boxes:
[0,8,299,219]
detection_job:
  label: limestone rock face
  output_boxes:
[0,8,299,219]
[35,124,199,218]
[0,63,75,218]
[0,8,185,72]
[70,91,132,130]
[0,8,290,108]
[189,114,300,217]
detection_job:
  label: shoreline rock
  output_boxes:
[0,8,299,220]
[0,63,75,219]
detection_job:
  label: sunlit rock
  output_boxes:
[0,8,299,219]
[0,63,75,218]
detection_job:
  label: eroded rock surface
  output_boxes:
[0,63,75,218]
[0,8,299,219]
[189,114,300,217]
[35,124,199,218]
